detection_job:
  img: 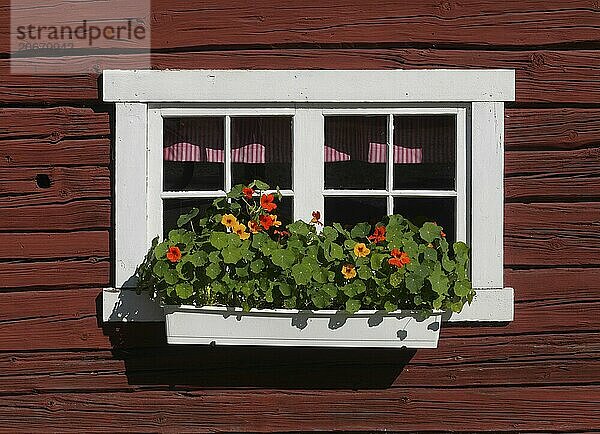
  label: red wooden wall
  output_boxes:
[1,1,599,431]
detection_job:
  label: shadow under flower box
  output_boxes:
[163,305,442,348]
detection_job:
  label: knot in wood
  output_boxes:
[530,53,545,69]
[566,129,579,142]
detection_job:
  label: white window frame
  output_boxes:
[102,69,515,323]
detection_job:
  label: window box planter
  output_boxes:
[164,305,442,348]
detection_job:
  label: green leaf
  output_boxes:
[176,261,195,280]
[419,222,442,243]
[322,283,338,298]
[222,246,242,264]
[405,273,424,294]
[210,232,229,249]
[291,262,312,285]
[428,271,450,295]
[276,282,292,297]
[384,301,398,313]
[236,266,249,278]
[283,296,297,309]
[271,249,296,269]
[153,241,170,260]
[227,184,244,199]
[175,282,194,299]
[454,280,472,297]
[423,246,438,262]
[163,268,179,285]
[343,280,366,297]
[177,207,199,227]
[206,262,221,279]
[186,251,207,267]
[389,271,405,288]
[208,251,221,263]
[251,232,269,248]
[322,226,338,241]
[152,261,169,277]
[370,253,387,270]
[345,298,361,314]
[311,291,331,309]
[329,242,344,260]
[357,265,373,280]
[350,222,371,239]
[333,222,350,238]
[250,259,265,274]
[253,179,270,191]
[442,254,455,272]
[433,296,443,310]
[313,268,330,284]
[287,221,311,237]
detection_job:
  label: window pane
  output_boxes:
[231,116,293,189]
[163,117,224,191]
[324,197,387,227]
[393,197,455,243]
[163,198,214,237]
[393,115,455,190]
[325,116,387,190]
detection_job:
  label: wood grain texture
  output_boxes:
[0,386,597,432]
[3,50,600,104]
[0,138,110,167]
[0,260,109,289]
[0,199,110,231]
[505,202,600,266]
[0,108,109,140]
[0,231,108,259]
[0,166,110,207]
[505,148,600,201]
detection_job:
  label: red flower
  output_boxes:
[166,246,181,263]
[440,230,446,238]
[274,229,290,238]
[388,257,403,268]
[310,210,322,225]
[390,248,401,258]
[389,249,410,268]
[242,187,254,200]
[368,225,386,243]
[259,214,275,230]
[260,194,277,212]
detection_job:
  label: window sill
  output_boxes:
[102,287,513,323]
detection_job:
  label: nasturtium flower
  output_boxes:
[389,248,410,267]
[440,230,446,238]
[353,242,371,257]
[166,246,182,263]
[270,214,282,227]
[388,257,403,268]
[233,223,250,240]
[260,194,277,212]
[248,220,260,234]
[341,264,357,279]
[221,214,238,228]
[259,214,275,230]
[242,187,254,200]
[368,225,386,243]
[310,210,322,225]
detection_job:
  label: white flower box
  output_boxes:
[164,305,442,348]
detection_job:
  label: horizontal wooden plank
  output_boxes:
[1,334,599,394]
[0,260,109,289]
[3,50,600,104]
[0,200,110,231]
[0,386,597,432]
[0,166,110,207]
[0,231,108,260]
[0,108,109,140]
[505,148,600,200]
[505,202,600,266]
[505,268,600,303]
[0,138,110,167]
[505,108,600,151]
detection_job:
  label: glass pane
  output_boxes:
[393,197,455,243]
[393,115,455,190]
[163,198,214,237]
[324,197,387,228]
[231,117,293,189]
[163,117,224,191]
[272,197,293,227]
[325,116,387,190]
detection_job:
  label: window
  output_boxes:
[103,70,515,322]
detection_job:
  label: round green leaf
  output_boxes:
[345,298,361,314]
[210,232,229,249]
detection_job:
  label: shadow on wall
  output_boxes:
[97,294,416,390]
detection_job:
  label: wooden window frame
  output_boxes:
[102,69,515,323]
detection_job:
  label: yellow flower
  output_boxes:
[221,214,238,228]
[353,242,371,257]
[270,214,282,227]
[248,220,260,234]
[341,264,357,279]
[233,223,250,240]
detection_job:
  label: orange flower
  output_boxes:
[353,242,371,257]
[389,249,410,268]
[440,230,446,238]
[368,225,386,243]
[270,214,282,227]
[341,264,357,279]
[260,194,277,212]
[248,220,261,234]
[310,210,323,225]
[166,246,182,263]
[233,223,250,240]
[221,214,238,228]
[259,214,275,230]
[242,187,254,200]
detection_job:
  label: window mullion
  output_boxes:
[387,113,394,215]
[224,115,232,192]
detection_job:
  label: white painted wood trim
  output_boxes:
[293,109,324,222]
[103,287,513,323]
[147,108,163,243]
[471,102,504,289]
[103,70,516,103]
[455,108,468,243]
[114,103,147,288]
